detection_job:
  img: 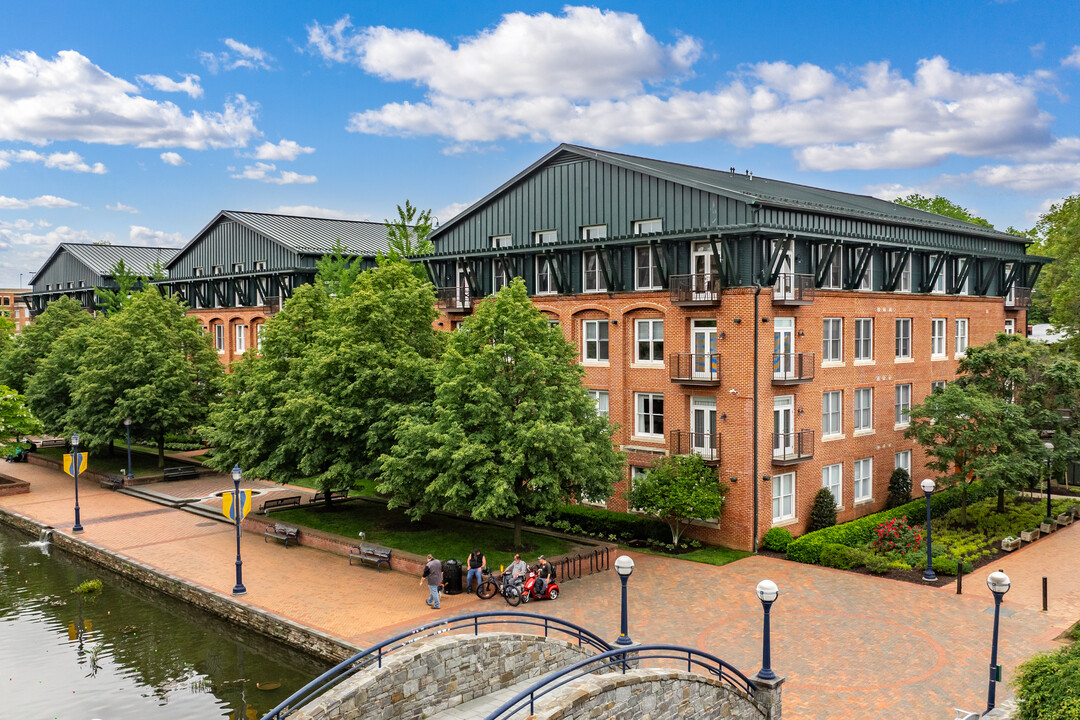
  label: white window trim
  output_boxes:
[634,392,665,438]
[534,230,558,245]
[582,225,607,240]
[895,318,911,360]
[823,317,843,363]
[634,245,662,291]
[235,324,246,354]
[854,387,873,432]
[635,318,664,364]
[931,318,947,358]
[588,389,609,418]
[895,383,912,427]
[772,471,796,523]
[535,255,557,296]
[1004,319,1015,335]
[854,458,873,503]
[582,250,607,294]
[855,318,873,361]
[214,324,225,354]
[823,463,843,508]
[582,319,609,364]
[633,219,663,235]
[822,390,843,438]
[955,318,969,358]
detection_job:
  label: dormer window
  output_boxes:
[633,219,662,235]
[534,230,557,245]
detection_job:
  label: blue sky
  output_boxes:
[1,1,1079,287]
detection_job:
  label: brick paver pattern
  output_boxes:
[1,461,1076,720]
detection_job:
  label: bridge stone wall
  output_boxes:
[291,631,599,720]
[531,668,769,720]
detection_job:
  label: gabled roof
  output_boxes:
[431,143,1024,243]
[29,244,178,286]
[166,210,393,269]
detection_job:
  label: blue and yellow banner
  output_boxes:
[221,489,252,522]
[63,453,87,477]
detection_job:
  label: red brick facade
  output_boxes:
[0,289,30,333]
[186,307,271,368]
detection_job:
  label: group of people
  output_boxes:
[421,548,554,609]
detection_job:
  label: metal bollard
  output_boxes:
[956,558,963,595]
[1043,576,1048,612]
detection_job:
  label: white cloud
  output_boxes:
[963,161,1080,193]
[128,225,183,246]
[253,139,315,161]
[1025,196,1068,223]
[137,73,203,98]
[0,149,106,173]
[160,151,188,166]
[862,183,938,202]
[433,200,476,223]
[1063,46,1080,69]
[0,224,96,251]
[106,202,138,213]
[231,162,316,185]
[1030,42,1046,58]
[200,38,272,73]
[0,50,259,149]
[0,194,80,209]
[263,205,372,220]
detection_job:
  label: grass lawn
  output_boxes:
[273,500,571,567]
[111,439,207,465]
[37,446,197,478]
[626,543,751,567]
[284,476,381,496]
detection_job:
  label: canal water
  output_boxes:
[0,523,329,719]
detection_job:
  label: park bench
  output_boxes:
[309,490,350,504]
[100,476,124,491]
[162,466,198,481]
[264,523,300,548]
[34,438,66,450]
[261,495,302,514]
[349,542,392,572]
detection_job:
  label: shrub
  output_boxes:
[885,467,912,510]
[72,579,102,594]
[536,505,670,544]
[761,527,794,552]
[1014,641,1080,720]
[863,554,892,574]
[913,555,973,576]
[808,489,838,532]
[819,543,866,570]
[869,516,922,556]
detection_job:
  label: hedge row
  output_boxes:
[786,481,998,565]
[533,505,671,543]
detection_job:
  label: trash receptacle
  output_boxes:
[442,558,463,594]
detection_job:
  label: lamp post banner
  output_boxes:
[221,490,252,522]
[63,453,88,478]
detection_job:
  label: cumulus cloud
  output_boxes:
[263,205,371,220]
[433,200,476,223]
[231,162,316,184]
[0,149,106,173]
[0,50,259,149]
[128,225,184,246]
[0,194,80,209]
[1063,46,1080,69]
[962,161,1080,193]
[137,72,203,98]
[160,151,188,166]
[253,139,315,161]
[106,202,138,213]
[0,224,96,250]
[862,183,940,202]
[200,38,272,73]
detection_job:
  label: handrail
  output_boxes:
[484,644,761,720]
[261,611,612,720]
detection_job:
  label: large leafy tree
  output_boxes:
[1030,195,1080,348]
[384,200,434,259]
[0,385,40,449]
[379,278,625,547]
[894,193,994,228]
[0,295,91,393]
[625,454,726,546]
[25,323,95,437]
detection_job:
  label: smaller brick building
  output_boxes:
[0,289,30,333]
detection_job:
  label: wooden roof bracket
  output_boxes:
[765,236,792,286]
[883,247,911,292]
[975,258,999,296]
[845,244,873,290]
[920,253,947,293]
[949,256,973,295]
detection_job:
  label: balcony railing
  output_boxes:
[668,353,721,385]
[772,429,814,465]
[1006,286,1031,309]
[772,353,815,384]
[772,273,815,305]
[670,430,721,464]
[669,274,721,306]
[436,286,472,313]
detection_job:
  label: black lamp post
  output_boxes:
[756,579,779,680]
[231,464,246,596]
[921,478,936,582]
[1044,441,1055,524]
[123,418,133,480]
[613,555,635,646]
[985,569,1012,713]
[71,433,83,533]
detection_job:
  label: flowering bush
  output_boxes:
[869,516,922,556]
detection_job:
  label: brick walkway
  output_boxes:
[1,461,1075,719]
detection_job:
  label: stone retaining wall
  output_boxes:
[25,451,205,487]
[0,473,30,496]
[292,632,599,720]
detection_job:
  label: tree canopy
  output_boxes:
[1030,195,1080,347]
[625,454,726,545]
[0,295,91,394]
[384,200,434,260]
[0,385,40,449]
[893,193,993,228]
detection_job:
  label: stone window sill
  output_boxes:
[853,429,875,437]
[853,359,875,366]
[894,357,914,364]
[771,517,799,528]
[822,434,846,443]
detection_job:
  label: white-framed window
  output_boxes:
[635,319,664,363]
[254,260,266,271]
[629,466,649,512]
[823,318,843,362]
[212,265,223,275]
[634,245,662,290]
[588,389,609,418]
[853,457,873,502]
[255,324,263,351]
[854,387,872,431]
[931,318,947,357]
[233,263,243,273]
[67,282,73,289]
[634,219,663,235]
[582,225,607,240]
[895,318,911,360]
[78,280,84,288]
[583,251,607,293]
[892,251,911,292]
[534,230,557,245]
[235,324,246,354]
[1005,264,1016,305]
[45,284,51,291]
[214,324,224,353]
[492,235,513,293]
[822,390,842,437]
[583,320,609,362]
[955,319,968,356]
[818,245,842,289]
[856,248,873,291]
[194,267,204,277]
[895,383,912,425]
[931,380,947,393]
[535,256,556,295]
[1005,319,1015,335]
[895,450,911,476]
[772,471,795,522]
[822,463,842,507]
[855,318,873,361]
[930,255,945,293]
[635,392,664,437]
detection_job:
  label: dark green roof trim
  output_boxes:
[29,243,178,286]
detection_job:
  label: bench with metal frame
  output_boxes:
[264,523,300,548]
[100,475,125,491]
[262,495,303,514]
[34,438,67,450]
[309,490,350,505]
[162,466,198,481]
[349,542,392,571]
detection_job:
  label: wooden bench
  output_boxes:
[163,466,198,481]
[100,476,124,491]
[264,523,300,548]
[349,542,392,571]
[261,495,302,514]
[309,490,350,504]
[34,438,66,449]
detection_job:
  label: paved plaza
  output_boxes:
[1,461,1077,719]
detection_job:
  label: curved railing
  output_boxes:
[484,644,761,720]
[261,611,612,720]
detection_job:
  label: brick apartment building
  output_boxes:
[0,288,30,332]
[424,144,1044,551]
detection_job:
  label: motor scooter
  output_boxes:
[520,568,559,602]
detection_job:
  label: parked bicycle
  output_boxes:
[476,569,525,606]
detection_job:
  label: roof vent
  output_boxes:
[730,167,736,173]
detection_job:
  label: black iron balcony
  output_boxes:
[670,430,721,464]
[669,274,721,306]
[435,286,473,313]
[1007,286,1031,309]
[668,353,721,385]
[772,353,815,385]
[772,429,814,465]
[772,273,815,305]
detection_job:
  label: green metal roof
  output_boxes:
[29,243,178,285]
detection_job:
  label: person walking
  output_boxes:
[422,554,443,610]
[466,547,486,594]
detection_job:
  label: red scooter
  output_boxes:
[520,567,559,602]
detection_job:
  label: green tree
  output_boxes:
[807,488,838,532]
[0,385,40,449]
[314,240,363,298]
[625,454,726,546]
[379,278,624,547]
[0,295,91,393]
[25,323,95,436]
[885,467,912,510]
[384,200,434,259]
[1030,195,1080,349]
[905,383,1039,524]
[95,259,143,315]
[894,193,994,228]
